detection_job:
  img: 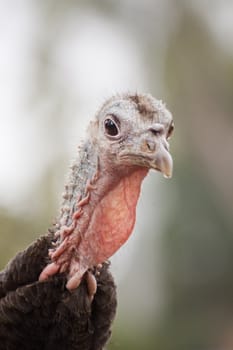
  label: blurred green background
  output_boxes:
[0,1,233,349]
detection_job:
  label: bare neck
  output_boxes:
[55,139,148,249]
[41,137,148,289]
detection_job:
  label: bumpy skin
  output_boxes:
[0,230,117,350]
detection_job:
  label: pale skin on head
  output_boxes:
[39,93,174,299]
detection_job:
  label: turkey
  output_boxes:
[0,93,174,350]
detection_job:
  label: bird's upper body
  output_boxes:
[0,93,174,350]
[39,93,174,291]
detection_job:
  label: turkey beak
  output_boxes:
[118,134,173,178]
[152,143,173,178]
[140,136,173,178]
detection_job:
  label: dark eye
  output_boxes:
[167,121,174,139]
[104,118,119,136]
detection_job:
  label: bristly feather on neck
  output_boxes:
[58,140,99,230]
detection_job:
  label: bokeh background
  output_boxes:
[0,1,233,349]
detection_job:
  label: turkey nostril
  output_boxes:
[146,140,156,152]
[140,139,156,153]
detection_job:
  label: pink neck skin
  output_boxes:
[62,166,149,285]
[39,165,148,290]
[77,167,148,267]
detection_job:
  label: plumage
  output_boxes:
[0,231,117,350]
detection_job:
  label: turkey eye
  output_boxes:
[104,118,119,136]
[167,121,174,139]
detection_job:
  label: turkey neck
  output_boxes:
[55,139,148,248]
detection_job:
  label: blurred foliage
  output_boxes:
[1,1,233,349]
